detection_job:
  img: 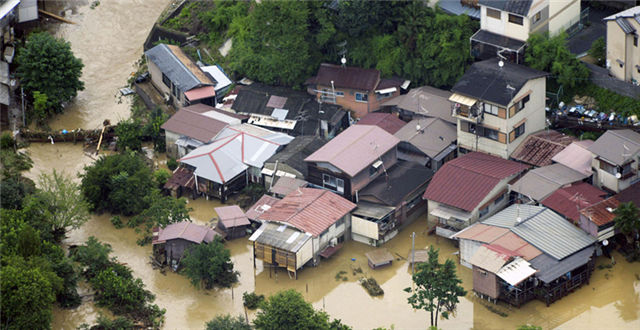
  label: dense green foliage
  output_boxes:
[16,32,84,119]
[72,237,165,327]
[114,118,144,152]
[80,152,154,215]
[206,314,251,330]
[579,83,640,117]
[525,32,589,90]
[253,289,351,330]
[243,291,265,309]
[181,238,238,289]
[128,189,192,245]
[153,168,172,189]
[614,202,640,246]
[405,246,466,328]
[588,37,606,67]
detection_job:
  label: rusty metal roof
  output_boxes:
[469,245,513,273]
[214,205,250,228]
[540,182,607,223]
[453,223,510,242]
[453,224,542,261]
[308,63,380,91]
[510,130,577,167]
[579,197,619,227]
[257,188,356,237]
[423,152,526,211]
[245,194,280,221]
[269,177,308,197]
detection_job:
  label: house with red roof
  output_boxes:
[355,112,407,135]
[540,182,607,224]
[248,188,356,278]
[305,63,408,118]
[423,152,527,237]
[152,221,220,268]
[304,125,400,202]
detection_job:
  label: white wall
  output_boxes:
[548,0,580,36]
[352,215,379,241]
[459,239,482,269]
[296,239,313,270]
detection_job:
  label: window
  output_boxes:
[634,35,638,47]
[533,11,541,23]
[599,160,616,175]
[369,165,378,177]
[355,92,368,103]
[483,103,499,116]
[484,127,499,141]
[494,193,505,205]
[516,95,530,111]
[162,73,171,88]
[479,206,489,217]
[335,91,345,97]
[487,8,501,20]
[620,163,632,176]
[514,123,526,139]
[322,174,344,193]
[336,216,345,227]
[508,14,523,25]
[376,92,393,100]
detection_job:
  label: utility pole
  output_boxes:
[411,232,416,276]
[21,86,25,127]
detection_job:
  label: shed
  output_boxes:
[214,205,251,239]
[152,221,219,268]
[365,249,394,269]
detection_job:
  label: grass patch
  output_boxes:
[335,270,348,281]
[360,277,384,297]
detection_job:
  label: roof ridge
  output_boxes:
[609,130,640,146]
[165,44,201,88]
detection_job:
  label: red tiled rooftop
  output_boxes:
[257,188,356,237]
[423,152,526,211]
[540,182,607,223]
[245,194,280,221]
[356,112,407,135]
[580,197,620,227]
[511,130,577,167]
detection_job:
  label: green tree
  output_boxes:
[0,175,36,209]
[90,265,155,315]
[128,190,191,245]
[144,107,168,152]
[588,37,606,67]
[517,325,542,330]
[182,238,238,289]
[32,91,49,124]
[80,152,154,215]
[1,256,60,330]
[613,201,640,245]
[16,32,84,115]
[206,314,251,330]
[253,289,343,330]
[115,118,143,152]
[71,236,114,278]
[23,170,90,241]
[405,246,466,328]
[525,33,589,90]
[153,168,172,189]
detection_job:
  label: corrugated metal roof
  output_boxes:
[469,244,513,273]
[200,65,232,92]
[540,182,607,223]
[551,140,595,176]
[423,152,526,212]
[615,17,636,34]
[215,205,250,228]
[604,6,640,21]
[482,205,596,260]
[437,0,481,19]
[269,177,308,196]
[616,181,640,205]
[257,188,356,237]
[245,194,280,221]
[145,44,213,92]
[353,201,395,220]
[588,130,640,166]
[305,125,399,177]
[356,113,407,134]
[579,197,619,227]
[471,29,527,53]
[511,130,577,167]
[510,163,588,201]
[490,232,541,261]
[395,118,457,158]
[496,257,537,286]
[479,0,533,16]
[249,222,312,253]
[382,85,456,124]
[529,247,595,283]
[155,221,218,244]
[453,223,510,242]
[309,63,380,91]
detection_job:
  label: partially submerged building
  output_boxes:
[215,205,251,239]
[152,221,220,269]
[249,188,356,278]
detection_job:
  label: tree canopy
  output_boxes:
[614,201,640,246]
[525,32,589,90]
[206,314,251,330]
[405,246,466,328]
[181,238,238,289]
[16,32,84,120]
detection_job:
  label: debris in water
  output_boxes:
[335,270,348,281]
[360,277,383,296]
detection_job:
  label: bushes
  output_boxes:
[181,238,238,289]
[579,84,640,117]
[167,158,178,171]
[242,291,265,310]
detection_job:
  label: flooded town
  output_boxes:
[1,0,640,329]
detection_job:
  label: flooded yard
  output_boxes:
[26,0,640,328]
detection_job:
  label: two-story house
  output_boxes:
[450,58,547,159]
[305,63,408,118]
[145,44,217,109]
[471,0,581,62]
[588,129,640,193]
[603,6,640,83]
[304,125,399,202]
[423,152,527,238]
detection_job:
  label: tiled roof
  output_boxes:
[145,44,214,92]
[540,182,607,223]
[155,221,218,245]
[510,163,589,201]
[382,85,456,124]
[257,188,356,237]
[215,205,250,228]
[356,113,407,135]
[423,152,526,211]
[579,197,619,227]
[308,63,380,91]
[479,0,533,16]
[395,117,457,158]
[510,130,577,167]
[305,125,399,177]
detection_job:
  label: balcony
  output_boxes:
[452,103,482,122]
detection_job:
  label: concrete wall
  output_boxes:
[606,18,640,83]
[547,0,580,36]
[459,239,483,268]
[296,239,313,270]
[480,5,531,41]
[147,57,186,109]
[314,85,400,118]
[472,265,500,299]
[352,215,380,241]
[592,155,640,192]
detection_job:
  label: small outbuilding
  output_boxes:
[152,221,219,270]
[215,205,251,239]
[365,249,394,269]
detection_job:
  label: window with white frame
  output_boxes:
[355,92,368,103]
[322,174,344,193]
[483,103,499,116]
[533,11,541,23]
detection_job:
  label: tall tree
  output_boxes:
[525,32,589,90]
[181,238,238,289]
[405,246,466,328]
[614,201,640,245]
[16,32,84,117]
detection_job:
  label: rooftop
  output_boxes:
[257,188,356,237]
[305,125,400,177]
[479,0,533,16]
[154,221,218,245]
[214,205,250,228]
[382,85,456,125]
[394,117,457,158]
[356,113,407,135]
[161,105,242,143]
[451,58,547,107]
[452,224,542,261]
[540,182,607,223]
[264,135,326,178]
[145,44,214,92]
[551,140,595,176]
[249,221,312,253]
[358,160,434,207]
[510,130,578,167]
[307,63,381,91]
[579,197,620,227]
[510,163,589,201]
[269,177,308,197]
[245,194,280,221]
[588,129,640,166]
[423,152,526,212]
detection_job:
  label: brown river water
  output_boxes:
[22,0,640,329]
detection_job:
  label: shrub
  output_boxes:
[167,158,178,171]
[242,291,265,310]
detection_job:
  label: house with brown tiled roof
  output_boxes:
[248,188,356,278]
[423,152,527,237]
[510,130,577,167]
[540,182,607,224]
[305,63,408,118]
[152,221,220,268]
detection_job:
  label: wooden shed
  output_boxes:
[365,249,394,269]
[214,205,251,239]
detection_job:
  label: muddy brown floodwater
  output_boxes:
[25,0,640,329]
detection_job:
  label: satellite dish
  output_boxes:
[416,124,421,131]
[516,217,522,223]
[615,172,622,179]
[498,60,504,68]
[341,56,347,65]
[603,239,609,246]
